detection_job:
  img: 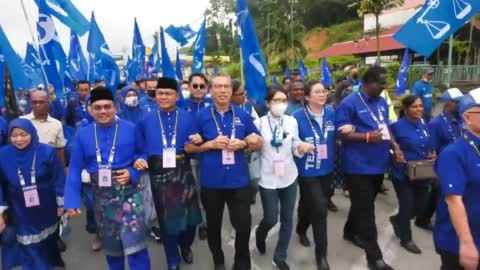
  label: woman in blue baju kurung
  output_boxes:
[0,119,65,270]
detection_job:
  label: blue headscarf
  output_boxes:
[8,119,39,169]
[118,86,144,124]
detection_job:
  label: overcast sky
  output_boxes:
[0,0,209,57]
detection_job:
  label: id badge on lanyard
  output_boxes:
[94,123,118,188]
[158,111,178,168]
[163,148,177,168]
[273,159,285,176]
[98,164,112,187]
[23,185,40,208]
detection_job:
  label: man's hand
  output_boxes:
[393,146,406,164]
[368,129,383,143]
[297,142,315,155]
[428,151,437,161]
[67,208,81,217]
[134,158,148,170]
[113,169,131,185]
[460,241,479,270]
[245,133,263,149]
[189,134,203,145]
[57,208,64,217]
[0,214,5,233]
[210,135,230,150]
[227,139,247,152]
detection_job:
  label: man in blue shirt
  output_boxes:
[194,73,263,270]
[411,68,434,122]
[139,78,159,113]
[65,80,91,128]
[416,88,464,231]
[434,88,480,270]
[335,66,403,270]
[286,80,305,116]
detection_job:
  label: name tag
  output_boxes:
[274,160,285,177]
[222,150,235,165]
[23,187,40,208]
[98,166,112,187]
[163,148,176,168]
[317,144,328,160]
[379,123,391,140]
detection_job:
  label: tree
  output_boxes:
[353,0,404,60]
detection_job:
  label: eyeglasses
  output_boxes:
[233,91,246,97]
[212,84,232,89]
[311,90,329,96]
[467,111,480,114]
[192,83,206,90]
[92,104,114,111]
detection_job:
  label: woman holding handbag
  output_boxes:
[254,87,314,270]
[389,95,437,254]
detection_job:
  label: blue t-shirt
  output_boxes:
[293,107,335,177]
[196,104,260,189]
[335,90,391,175]
[434,131,480,255]
[411,80,433,110]
[428,112,463,154]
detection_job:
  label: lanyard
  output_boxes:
[94,122,119,166]
[157,110,179,148]
[211,106,236,139]
[267,115,284,152]
[441,113,463,140]
[18,151,37,187]
[358,92,384,124]
[464,134,480,158]
[303,108,328,145]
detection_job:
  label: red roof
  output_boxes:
[312,25,405,58]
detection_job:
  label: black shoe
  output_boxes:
[273,259,290,270]
[214,264,226,270]
[389,216,400,238]
[232,262,251,270]
[317,257,330,270]
[255,229,266,254]
[57,239,67,252]
[168,267,180,270]
[368,259,394,270]
[150,227,162,242]
[298,232,311,247]
[327,200,338,212]
[198,225,208,240]
[343,234,364,248]
[180,247,193,264]
[400,241,422,254]
[414,220,433,231]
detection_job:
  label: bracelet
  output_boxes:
[366,132,370,144]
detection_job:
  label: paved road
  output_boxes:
[5,181,441,269]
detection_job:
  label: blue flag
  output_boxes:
[37,3,67,97]
[192,19,206,73]
[0,48,5,107]
[67,30,88,81]
[237,0,268,103]
[23,43,44,89]
[87,12,120,90]
[394,0,480,57]
[160,27,176,79]
[124,56,132,82]
[34,0,89,36]
[148,41,160,75]
[395,48,410,96]
[0,26,29,91]
[298,60,307,81]
[272,74,279,87]
[176,50,183,81]
[321,57,332,87]
[165,25,197,46]
[284,66,291,79]
[130,18,146,81]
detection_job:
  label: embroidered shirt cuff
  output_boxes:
[56,197,64,207]
[0,206,8,214]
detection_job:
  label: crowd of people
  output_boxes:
[0,66,478,270]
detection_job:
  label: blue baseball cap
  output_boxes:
[439,88,463,102]
[459,88,480,114]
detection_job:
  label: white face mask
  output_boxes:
[270,103,288,117]
[125,96,139,107]
[182,90,190,99]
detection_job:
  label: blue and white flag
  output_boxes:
[37,3,67,97]
[284,66,291,79]
[176,50,183,81]
[87,12,120,90]
[298,60,307,81]
[129,18,146,81]
[0,48,5,107]
[148,41,160,75]
[34,0,89,36]
[237,0,268,103]
[0,26,28,91]
[395,48,410,96]
[272,74,279,87]
[165,24,197,46]
[124,56,131,81]
[192,19,206,73]
[67,30,88,81]
[159,27,176,79]
[321,57,332,87]
[23,43,44,89]
[394,0,480,57]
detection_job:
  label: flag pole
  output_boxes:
[19,0,50,91]
[239,48,244,84]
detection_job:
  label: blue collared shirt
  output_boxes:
[185,97,212,116]
[285,100,304,116]
[65,99,88,128]
[196,104,260,189]
[335,90,391,174]
[139,96,159,113]
[429,112,463,154]
[0,116,7,146]
[434,131,480,255]
[412,80,433,110]
[64,120,140,209]
[136,109,197,159]
[390,117,432,182]
[293,106,336,177]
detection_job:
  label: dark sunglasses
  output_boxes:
[192,83,206,90]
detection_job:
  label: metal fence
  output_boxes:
[408,65,480,88]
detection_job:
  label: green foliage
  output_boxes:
[321,20,364,49]
[328,55,361,66]
[221,62,241,80]
[386,62,400,90]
